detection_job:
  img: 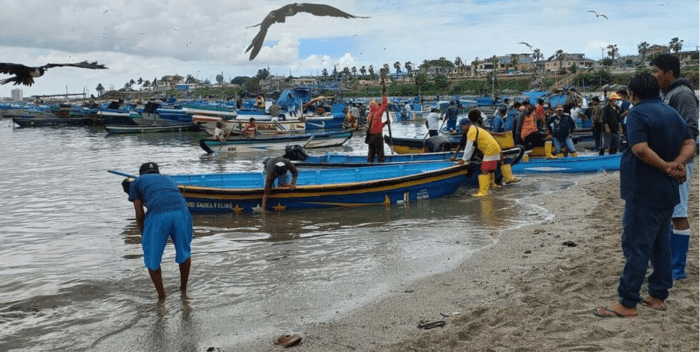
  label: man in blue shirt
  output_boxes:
[128,162,193,300]
[547,104,578,157]
[491,107,506,133]
[593,73,695,318]
[443,100,460,133]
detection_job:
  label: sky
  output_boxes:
[1,0,698,98]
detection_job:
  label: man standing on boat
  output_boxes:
[593,72,694,318]
[547,104,578,157]
[426,107,441,137]
[366,91,390,163]
[651,54,699,281]
[261,157,298,211]
[443,100,459,133]
[127,162,193,300]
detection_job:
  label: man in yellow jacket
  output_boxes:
[453,109,519,196]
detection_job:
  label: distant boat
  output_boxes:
[113,161,473,213]
[104,123,200,134]
[513,153,620,173]
[13,115,88,127]
[199,130,352,153]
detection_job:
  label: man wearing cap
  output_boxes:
[127,162,193,300]
[588,97,603,152]
[491,107,507,133]
[652,54,700,280]
[426,107,441,137]
[547,104,578,157]
[600,93,622,155]
[262,157,298,211]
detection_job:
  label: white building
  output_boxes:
[11,88,22,102]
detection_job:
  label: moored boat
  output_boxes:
[513,153,620,173]
[199,131,352,153]
[104,123,200,134]
[112,161,473,213]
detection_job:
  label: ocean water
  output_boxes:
[0,119,575,351]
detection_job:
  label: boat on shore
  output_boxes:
[112,161,473,213]
[513,153,620,173]
[199,130,352,153]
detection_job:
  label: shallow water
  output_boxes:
[0,119,577,351]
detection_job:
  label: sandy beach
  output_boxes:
[257,168,699,351]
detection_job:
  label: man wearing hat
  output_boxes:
[547,104,578,157]
[426,107,441,137]
[262,157,298,211]
[127,162,193,300]
[588,96,603,152]
[600,93,623,155]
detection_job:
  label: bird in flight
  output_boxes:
[245,3,369,61]
[0,61,107,86]
[518,42,533,50]
[588,11,608,19]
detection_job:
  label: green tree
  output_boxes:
[231,76,249,85]
[95,83,104,96]
[669,37,684,53]
[510,54,518,71]
[601,58,613,66]
[638,41,650,62]
[186,74,196,83]
[434,74,449,89]
[256,68,270,81]
[359,66,366,77]
[321,68,328,80]
[393,61,401,78]
[455,56,462,67]
[607,44,618,61]
[569,63,577,74]
[555,49,565,71]
[216,73,224,85]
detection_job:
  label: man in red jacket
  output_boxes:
[366,93,390,162]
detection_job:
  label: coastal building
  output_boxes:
[11,88,22,102]
[648,44,669,55]
[544,54,595,73]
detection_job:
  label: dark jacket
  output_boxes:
[662,78,699,140]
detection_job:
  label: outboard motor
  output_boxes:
[283,145,309,161]
[423,136,452,153]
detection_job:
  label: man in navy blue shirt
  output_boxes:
[594,73,695,318]
[128,162,193,300]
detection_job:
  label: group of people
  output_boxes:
[213,118,258,140]
[593,54,698,318]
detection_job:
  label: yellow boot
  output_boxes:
[472,174,490,197]
[501,164,521,184]
[489,173,501,189]
[570,152,579,157]
[545,141,559,159]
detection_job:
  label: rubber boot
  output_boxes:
[472,174,490,197]
[501,164,521,184]
[671,228,691,280]
[489,173,501,189]
[545,141,558,159]
[571,152,579,157]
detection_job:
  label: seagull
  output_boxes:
[518,42,533,50]
[245,3,369,61]
[588,10,608,19]
[0,61,107,86]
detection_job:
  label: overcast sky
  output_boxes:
[1,0,698,97]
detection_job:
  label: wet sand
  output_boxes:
[254,170,699,351]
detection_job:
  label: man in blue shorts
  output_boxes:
[651,54,699,280]
[593,73,695,318]
[128,162,193,300]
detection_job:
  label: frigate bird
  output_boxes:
[245,3,369,60]
[0,61,107,86]
[588,10,608,19]
[518,42,533,50]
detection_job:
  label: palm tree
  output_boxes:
[404,61,412,75]
[322,68,328,79]
[368,65,375,77]
[186,74,196,83]
[96,83,104,97]
[454,56,462,67]
[351,66,357,78]
[555,49,564,71]
[669,37,684,53]
[360,66,366,77]
[638,41,650,62]
[532,48,543,72]
[607,44,618,61]
[393,61,401,78]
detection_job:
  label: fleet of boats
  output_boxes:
[3,89,618,214]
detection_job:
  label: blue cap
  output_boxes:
[458,118,470,127]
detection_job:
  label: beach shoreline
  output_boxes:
[249,169,698,351]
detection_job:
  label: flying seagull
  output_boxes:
[588,10,608,19]
[518,42,533,50]
[245,3,369,61]
[0,61,107,86]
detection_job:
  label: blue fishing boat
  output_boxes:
[111,161,473,213]
[513,153,620,174]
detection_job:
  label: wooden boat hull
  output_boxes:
[193,115,306,136]
[104,123,200,134]
[119,162,472,213]
[200,131,352,153]
[513,153,620,173]
[13,116,88,127]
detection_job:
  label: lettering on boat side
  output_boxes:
[417,189,429,200]
[187,202,236,209]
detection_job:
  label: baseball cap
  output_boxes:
[139,162,160,175]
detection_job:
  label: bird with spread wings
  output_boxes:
[588,10,608,19]
[0,61,107,86]
[245,3,369,61]
[518,42,533,51]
